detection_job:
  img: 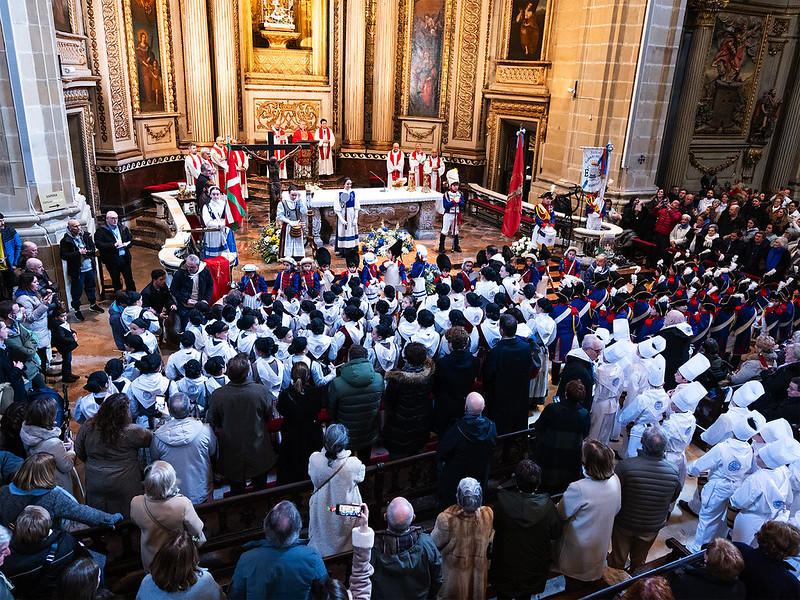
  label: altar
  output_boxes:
[297,187,442,247]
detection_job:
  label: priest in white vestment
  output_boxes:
[386,142,405,183]
[408,143,426,187]
[184,142,203,187]
[315,119,336,176]
[210,136,229,191]
[271,124,289,178]
[425,148,446,192]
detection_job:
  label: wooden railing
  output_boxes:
[77,428,534,597]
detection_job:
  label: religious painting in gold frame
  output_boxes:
[122,0,175,114]
[401,0,454,119]
[502,0,552,63]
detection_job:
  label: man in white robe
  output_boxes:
[315,119,336,176]
[386,142,405,183]
[408,143,426,187]
[425,148,445,192]
[271,124,289,179]
[184,142,203,187]
[210,136,229,192]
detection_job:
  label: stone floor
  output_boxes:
[59,213,700,581]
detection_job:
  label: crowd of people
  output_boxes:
[0,178,799,599]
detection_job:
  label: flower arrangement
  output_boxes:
[510,236,537,258]
[252,224,281,264]
[361,223,414,256]
[423,264,441,296]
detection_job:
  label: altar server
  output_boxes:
[386,142,405,183]
[184,142,203,187]
[315,118,336,176]
[439,169,465,253]
[333,177,359,255]
[276,184,308,260]
[425,147,446,192]
[408,143,426,188]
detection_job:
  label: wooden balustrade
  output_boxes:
[76,428,534,597]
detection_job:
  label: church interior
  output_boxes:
[0,0,799,597]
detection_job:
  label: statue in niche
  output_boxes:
[748,89,782,144]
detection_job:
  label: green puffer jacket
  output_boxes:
[6,323,41,380]
[327,358,383,451]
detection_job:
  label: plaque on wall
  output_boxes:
[41,191,67,213]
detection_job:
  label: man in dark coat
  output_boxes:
[740,230,770,275]
[207,353,276,495]
[534,380,590,494]
[170,254,214,327]
[609,425,681,571]
[432,326,479,435]
[59,219,103,321]
[482,314,533,434]
[489,460,562,598]
[555,333,603,410]
[141,268,177,315]
[659,313,693,390]
[436,392,497,510]
[93,211,135,292]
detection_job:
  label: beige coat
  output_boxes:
[554,474,621,581]
[130,494,206,571]
[308,450,365,558]
[431,505,494,599]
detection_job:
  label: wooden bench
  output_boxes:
[81,428,534,598]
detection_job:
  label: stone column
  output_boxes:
[662,0,728,188]
[371,0,398,150]
[766,77,800,189]
[341,0,366,149]
[211,0,238,139]
[182,0,214,143]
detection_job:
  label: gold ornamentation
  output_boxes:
[743,147,762,169]
[393,0,409,141]
[495,64,547,85]
[64,89,91,105]
[688,150,741,175]
[767,39,788,56]
[364,0,377,138]
[86,0,108,142]
[690,0,729,28]
[403,123,436,141]
[332,0,341,131]
[144,122,173,141]
[453,0,481,141]
[252,48,313,75]
[57,36,88,66]
[101,0,131,140]
[253,99,321,131]
[772,18,790,36]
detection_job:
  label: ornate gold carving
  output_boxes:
[393,0,409,141]
[688,150,741,175]
[486,100,547,190]
[743,147,762,169]
[57,36,88,66]
[332,0,341,131]
[364,0,377,138]
[253,99,321,131]
[252,48,313,75]
[403,123,436,140]
[144,122,173,141]
[101,0,131,140]
[160,0,175,113]
[86,1,109,142]
[768,39,788,56]
[690,0,729,28]
[64,89,91,105]
[772,18,790,36]
[453,0,481,141]
[495,64,548,85]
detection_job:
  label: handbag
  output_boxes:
[144,497,203,544]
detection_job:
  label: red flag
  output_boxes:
[225,143,247,231]
[502,129,525,238]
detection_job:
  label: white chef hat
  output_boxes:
[446,168,460,186]
[759,438,800,470]
[595,328,611,346]
[758,418,793,444]
[638,336,666,359]
[731,380,765,408]
[731,410,766,441]
[604,340,629,363]
[613,318,631,342]
[671,381,707,413]
[648,354,666,387]
[678,354,711,382]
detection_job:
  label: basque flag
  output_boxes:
[502,129,525,238]
[224,142,247,231]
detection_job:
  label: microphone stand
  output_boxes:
[370,171,388,193]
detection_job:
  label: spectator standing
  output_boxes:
[94,211,135,292]
[534,380,591,494]
[308,424,365,558]
[716,203,745,237]
[489,460,562,600]
[19,395,76,495]
[482,314,534,434]
[553,441,621,590]
[135,531,225,600]
[207,353,276,496]
[555,334,602,409]
[609,426,681,571]
[382,342,435,459]
[14,272,53,371]
[371,497,443,600]
[0,300,46,391]
[150,393,217,505]
[170,255,214,328]
[431,326,479,435]
[74,393,153,518]
[276,362,325,485]
[326,344,383,462]
[0,213,21,301]
[228,501,327,600]
[669,214,693,250]
[59,219,104,322]
[130,461,206,571]
[660,313,693,390]
[50,306,79,383]
[650,199,682,266]
[436,392,498,510]
[431,478,494,600]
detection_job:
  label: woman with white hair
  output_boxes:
[130,460,206,571]
[0,524,12,600]
[431,477,494,599]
